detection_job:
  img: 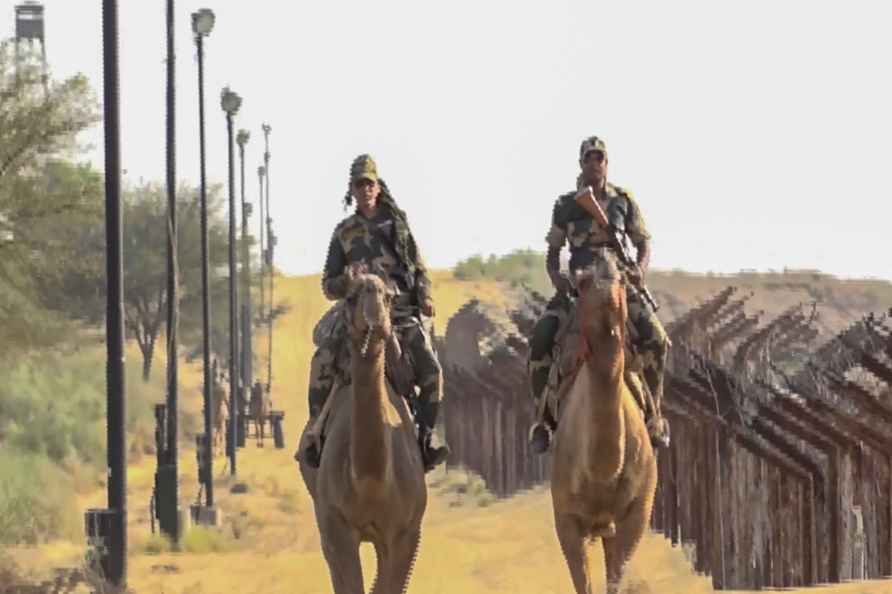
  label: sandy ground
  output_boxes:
[9,272,892,594]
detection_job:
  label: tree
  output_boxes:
[0,41,100,358]
[121,181,229,381]
[0,41,99,219]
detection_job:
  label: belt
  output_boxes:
[392,293,415,307]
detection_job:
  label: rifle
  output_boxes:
[574,189,660,312]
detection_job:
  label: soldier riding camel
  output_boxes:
[527,135,671,452]
[296,154,450,472]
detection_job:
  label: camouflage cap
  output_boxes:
[579,136,607,160]
[350,154,379,183]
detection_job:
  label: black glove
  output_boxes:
[552,274,574,296]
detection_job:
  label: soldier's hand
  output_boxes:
[574,185,595,203]
[627,265,644,285]
[553,274,574,295]
[421,300,435,318]
[346,262,367,282]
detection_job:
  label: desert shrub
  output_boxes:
[0,349,157,545]
[0,451,81,544]
[453,249,549,294]
[180,526,231,554]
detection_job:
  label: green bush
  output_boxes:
[453,249,550,294]
[180,526,231,554]
[0,348,159,545]
[0,451,81,544]
[142,532,174,555]
[430,467,498,508]
[0,350,158,467]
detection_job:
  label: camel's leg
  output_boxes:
[602,494,653,594]
[319,514,364,594]
[555,512,595,594]
[371,528,421,594]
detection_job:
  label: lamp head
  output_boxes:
[191,8,215,36]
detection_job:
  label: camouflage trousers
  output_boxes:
[528,285,669,417]
[307,316,443,422]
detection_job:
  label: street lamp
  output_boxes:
[192,7,214,35]
[257,165,265,324]
[221,85,241,476]
[236,129,253,420]
[191,7,216,512]
[84,0,127,586]
[261,123,273,391]
[154,0,180,543]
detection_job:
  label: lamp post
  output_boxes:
[261,123,273,390]
[191,7,215,509]
[155,0,180,542]
[256,164,265,327]
[257,162,265,335]
[86,0,127,586]
[221,86,242,476]
[236,129,252,403]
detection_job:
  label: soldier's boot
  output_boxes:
[415,401,449,473]
[529,406,557,455]
[297,349,335,468]
[646,415,670,450]
[297,401,326,468]
[643,366,670,449]
[528,359,556,454]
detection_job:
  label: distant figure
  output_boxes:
[250,380,270,447]
[212,381,229,457]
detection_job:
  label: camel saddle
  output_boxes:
[308,304,421,440]
[538,303,654,426]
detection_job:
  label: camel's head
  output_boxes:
[573,249,627,353]
[344,272,396,357]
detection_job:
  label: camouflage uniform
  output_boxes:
[306,204,443,417]
[304,154,447,469]
[529,137,669,445]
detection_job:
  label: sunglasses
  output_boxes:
[582,151,606,164]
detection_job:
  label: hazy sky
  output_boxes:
[4,1,891,281]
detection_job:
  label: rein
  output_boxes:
[359,324,374,358]
[575,289,594,365]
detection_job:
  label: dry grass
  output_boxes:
[13,270,892,594]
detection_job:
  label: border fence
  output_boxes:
[438,287,892,590]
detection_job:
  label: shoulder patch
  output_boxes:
[611,183,636,201]
[335,214,361,232]
[553,190,585,226]
[334,215,364,242]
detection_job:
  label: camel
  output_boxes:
[298,273,427,594]
[549,252,658,594]
[249,381,271,447]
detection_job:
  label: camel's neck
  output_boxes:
[572,345,625,482]
[349,338,391,485]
